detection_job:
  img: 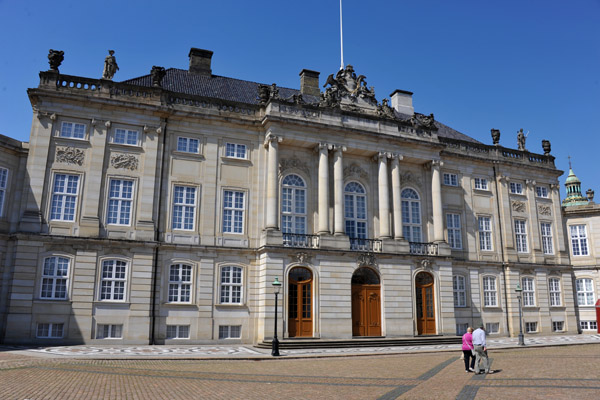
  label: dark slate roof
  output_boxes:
[122,68,480,144]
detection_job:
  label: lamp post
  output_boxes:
[271,277,282,356]
[515,283,525,346]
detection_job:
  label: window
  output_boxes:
[172,186,197,230]
[96,324,122,339]
[36,323,64,338]
[576,278,595,306]
[107,179,134,225]
[446,213,462,249]
[166,325,190,339]
[0,167,7,217]
[219,325,241,339]
[580,321,598,331]
[345,182,367,240]
[443,173,458,186]
[168,264,192,303]
[40,256,70,299]
[220,266,242,304]
[485,322,499,334]
[176,137,199,153]
[478,216,493,251]
[113,128,139,145]
[50,174,79,221]
[483,276,497,307]
[222,190,245,234]
[569,225,589,256]
[281,174,306,238]
[456,323,468,336]
[510,182,523,194]
[522,277,535,307]
[474,178,488,190]
[402,188,422,242]
[552,321,564,332]
[100,260,127,301]
[536,186,549,198]
[60,122,86,139]
[225,143,247,159]
[548,278,561,307]
[525,322,538,333]
[541,223,553,255]
[453,275,466,307]
[514,220,528,253]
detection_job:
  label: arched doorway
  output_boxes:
[415,271,436,335]
[351,267,382,337]
[288,267,313,337]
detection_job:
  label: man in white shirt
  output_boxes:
[472,325,494,374]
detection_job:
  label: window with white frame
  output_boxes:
[485,322,499,333]
[483,276,497,307]
[453,275,466,307]
[514,220,528,253]
[222,190,245,234]
[166,325,190,339]
[478,216,493,251]
[107,179,134,225]
[402,188,422,242]
[0,167,7,217]
[50,174,79,221]
[113,128,139,145]
[548,278,561,307]
[225,143,247,159]
[569,225,589,256]
[525,322,538,333]
[172,186,197,230]
[443,173,458,186]
[510,182,523,194]
[220,266,243,304]
[576,278,595,306]
[580,321,598,331]
[281,174,306,237]
[40,256,70,300]
[474,177,488,190]
[60,121,86,139]
[96,324,122,339]
[540,223,553,255]
[536,186,549,198]
[36,323,64,338]
[522,277,535,307]
[176,137,199,153]
[552,321,564,332]
[446,213,462,249]
[345,182,367,240]
[168,264,192,303]
[456,323,468,336]
[219,325,241,339]
[99,260,127,301]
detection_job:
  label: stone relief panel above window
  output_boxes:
[110,153,139,171]
[344,163,368,181]
[56,147,85,166]
[511,200,527,213]
[279,157,310,176]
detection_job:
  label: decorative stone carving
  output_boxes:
[151,66,166,87]
[102,50,119,80]
[517,128,527,151]
[263,132,283,148]
[280,157,310,176]
[586,189,595,202]
[110,153,138,170]
[48,49,64,72]
[411,113,437,130]
[542,139,551,155]
[295,252,310,264]
[377,98,396,119]
[257,84,270,105]
[526,179,536,188]
[400,170,422,187]
[512,201,526,213]
[320,65,378,110]
[344,163,368,180]
[357,253,377,267]
[538,204,551,216]
[56,147,85,166]
[491,129,501,145]
[420,259,432,270]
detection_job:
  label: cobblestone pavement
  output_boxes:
[0,343,599,399]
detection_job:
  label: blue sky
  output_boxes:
[1,0,598,196]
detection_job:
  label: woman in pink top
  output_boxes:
[462,327,476,372]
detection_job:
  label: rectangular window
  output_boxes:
[176,137,199,153]
[100,260,127,301]
[478,216,493,251]
[219,325,242,339]
[548,278,561,307]
[168,264,192,303]
[96,324,123,339]
[535,186,549,198]
[166,325,190,339]
[456,323,468,336]
[220,266,242,304]
[172,186,197,230]
[525,322,538,333]
[570,225,589,256]
[474,178,488,190]
[0,167,7,217]
[540,223,553,255]
[483,276,497,307]
[40,257,69,300]
[580,321,598,331]
[522,277,535,307]
[222,190,245,234]
[485,322,499,334]
[107,179,134,225]
[443,173,458,186]
[453,275,466,307]
[576,278,595,306]
[50,174,79,221]
[225,143,247,159]
[113,128,139,145]
[446,213,462,249]
[36,323,64,338]
[552,321,564,332]
[510,182,523,194]
[514,220,528,253]
[60,122,86,139]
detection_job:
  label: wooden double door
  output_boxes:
[415,271,436,335]
[288,267,313,337]
[351,267,382,337]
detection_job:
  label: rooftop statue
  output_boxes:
[321,65,377,109]
[48,49,64,72]
[517,128,527,151]
[490,129,500,145]
[151,66,166,87]
[102,50,119,80]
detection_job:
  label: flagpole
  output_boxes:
[340,0,344,70]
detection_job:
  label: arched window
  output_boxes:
[401,188,421,242]
[344,182,367,239]
[281,174,306,235]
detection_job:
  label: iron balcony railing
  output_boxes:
[349,238,383,252]
[409,242,439,256]
[282,233,320,248]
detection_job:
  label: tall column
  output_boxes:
[316,143,331,234]
[333,145,346,235]
[265,133,282,230]
[391,154,404,239]
[431,160,444,242]
[376,152,391,239]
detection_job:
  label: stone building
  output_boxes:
[0,48,580,345]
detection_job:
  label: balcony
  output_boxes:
[283,233,320,249]
[350,238,383,252]
[409,242,438,256]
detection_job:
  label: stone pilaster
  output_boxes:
[375,152,391,239]
[391,154,404,239]
[264,132,283,230]
[333,145,346,236]
[316,143,332,234]
[431,160,444,242]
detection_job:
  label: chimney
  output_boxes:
[299,69,320,97]
[188,48,213,76]
[390,89,414,115]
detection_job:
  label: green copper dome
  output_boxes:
[565,168,581,185]
[562,167,588,207]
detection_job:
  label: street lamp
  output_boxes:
[271,276,282,356]
[515,283,525,346]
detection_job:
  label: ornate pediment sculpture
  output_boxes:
[411,113,437,131]
[320,65,378,111]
